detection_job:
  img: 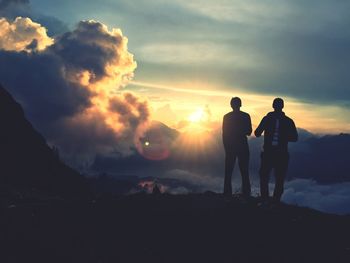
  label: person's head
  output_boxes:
[230,97,241,110]
[273,98,284,112]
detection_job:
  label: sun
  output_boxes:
[188,108,205,123]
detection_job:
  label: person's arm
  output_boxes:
[288,119,298,142]
[222,116,228,145]
[254,116,266,137]
[246,114,252,136]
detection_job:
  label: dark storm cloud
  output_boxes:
[48,111,120,168]
[51,21,124,81]
[35,15,69,36]
[109,93,150,130]
[0,50,91,124]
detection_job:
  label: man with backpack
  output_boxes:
[255,98,298,203]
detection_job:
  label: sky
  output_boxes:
[1,0,350,213]
[22,0,350,133]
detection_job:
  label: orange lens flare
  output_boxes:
[134,124,172,161]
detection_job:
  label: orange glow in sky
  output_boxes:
[188,108,205,123]
[130,80,350,134]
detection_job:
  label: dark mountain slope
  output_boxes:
[1,193,349,263]
[0,84,89,197]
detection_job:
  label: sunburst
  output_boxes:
[188,108,205,123]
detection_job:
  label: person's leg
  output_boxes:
[224,150,236,196]
[273,152,289,202]
[238,150,251,197]
[259,152,273,201]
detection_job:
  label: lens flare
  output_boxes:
[134,122,174,161]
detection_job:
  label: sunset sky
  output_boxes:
[1,0,350,214]
[15,0,350,134]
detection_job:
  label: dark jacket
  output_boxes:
[255,111,298,152]
[222,110,252,151]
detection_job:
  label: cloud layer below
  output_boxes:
[283,179,350,215]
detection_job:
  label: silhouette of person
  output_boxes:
[255,98,298,203]
[223,97,252,197]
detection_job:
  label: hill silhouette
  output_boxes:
[0,84,89,198]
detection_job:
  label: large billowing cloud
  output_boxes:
[0,17,88,123]
[51,20,136,84]
[0,17,149,166]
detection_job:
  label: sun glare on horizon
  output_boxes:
[188,108,205,123]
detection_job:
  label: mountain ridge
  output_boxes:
[0,84,89,198]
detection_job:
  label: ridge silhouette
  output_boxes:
[0,84,89,198]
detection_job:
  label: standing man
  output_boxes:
[255,98,298,203]
[223,97,252,197]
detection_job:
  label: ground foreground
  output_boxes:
[1,193,349,263]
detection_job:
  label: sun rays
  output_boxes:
[188,108,205,123]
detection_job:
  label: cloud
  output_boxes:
[0,0,68,36]
[109,92,149,131]
[51,20,136,84]
[91,127,350,183]
[138,43,244,65]
[0,46,90,124]
[0,0,28,10]
[152,104,178,125]
[283,179,350,215]
[0,17,53,51]
[114,0,350,104]
[0,0,30,20]
[90,126,350,214]
[23,0,350,105]
[288,133,350,183]
[0,18,150,166]
[164,169,222,192]
[35,15,68,36]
